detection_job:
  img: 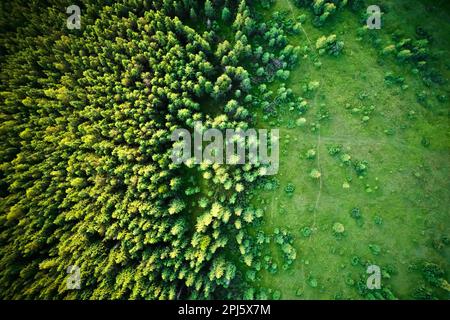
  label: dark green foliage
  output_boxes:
[413,285,436,300]
[293,0,363,26]
[222,7,231,22]
[353,160,368,176]
[350,207,361,220]
[272,289,281,299]
[421,262,446,287]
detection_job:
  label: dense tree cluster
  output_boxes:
[0,0,301,299]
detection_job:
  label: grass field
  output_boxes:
[249,0,450,299]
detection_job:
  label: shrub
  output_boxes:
[316,34,344,56]
[306,149,317,159]
[421,262,446,287]
[327,144,342,156]
[332,222,345,234]
[310,168,321,179]
[369,244,381,255]
[285,183,296,194]
[272,290,282,300]
[301,226,312,237]
[243,288,255,300]
[340,153,351,164]
[350,207,361,219]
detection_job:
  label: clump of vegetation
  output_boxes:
[351,207,362,219]
[0,0,448,302]
[353,160,369,177]
[293,0,360,27]
[327,144,342,156]
[307,275,318,288]
[349,104,376,123]
[273,228,297,268]
[316,34,344,56]
[369,244,381,256]
[332,222,345,234]
[296,117,307,127]
[340,153,352,164]
[272,290,282,300]
[421,262,450,291]
[284,183,296,195]
[413,286,436,300]
[374,216,383,226]
[384,72,405,86]
[431,235,450,251]
[306,148,317,159]
[304,80,321,93]
[350,207,364,226]
[421,137,431,148]
[310,169,322,179]
[351,256,360,266]
[0,0,300,300]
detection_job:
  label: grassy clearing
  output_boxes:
[252,0,449,299]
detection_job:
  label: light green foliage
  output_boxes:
[0,0,296,300]
[0,0,448,302]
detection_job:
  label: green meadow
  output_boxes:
[250,0,449,299]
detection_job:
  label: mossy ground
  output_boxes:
[250,0,449,299]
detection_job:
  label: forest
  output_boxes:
[0,0,448,300]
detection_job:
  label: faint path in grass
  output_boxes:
[282,0,323,228]
[284,0,313,46]
[282,0,325,293]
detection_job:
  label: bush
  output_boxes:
[301,226,312,237]
[328,144,342,156]
[285,183,295,194]
[354,160,368,176]
[316,34,344,56]
[306,149,316,159]
[350,207,361,219]
[421,262,446,287]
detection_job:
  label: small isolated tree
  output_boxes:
[190,8,197,21]
[168,198,186,215]
[316,34,344,56]
[310,168,321,179]
[397,49,413,62]
[243,288,255,300]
